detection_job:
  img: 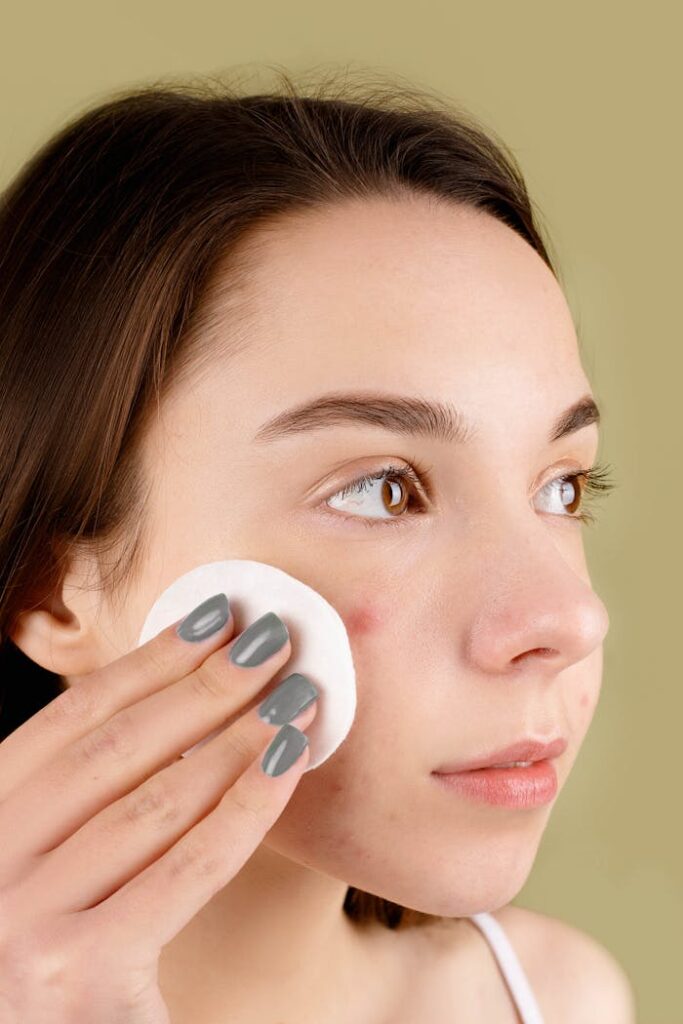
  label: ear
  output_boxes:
[8,550,111,679]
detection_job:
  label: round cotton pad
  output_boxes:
[136,559,357,770]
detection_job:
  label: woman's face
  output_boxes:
[73,196,609,916]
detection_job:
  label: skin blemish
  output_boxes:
[341,602,384,638]
[580,691,590,708]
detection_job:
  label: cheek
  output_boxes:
[576,685,600,728]
[338,601,391,714]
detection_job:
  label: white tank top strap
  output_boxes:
[467,912,546,1024]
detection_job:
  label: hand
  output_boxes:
[0,604,317,1023]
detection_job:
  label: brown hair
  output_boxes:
[0,66,558,929]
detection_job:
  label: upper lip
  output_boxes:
[432,736,568,773]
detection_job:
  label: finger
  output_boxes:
[0,611,297,867]
[81,722,312,954]
[19,696,318,916]
[0,596,236,797]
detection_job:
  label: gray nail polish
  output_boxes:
[258,673,319,725]
[228,611,289,667]
[261,723,309,776]
[176,593,230,642]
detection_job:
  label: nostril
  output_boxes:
[512,647,557,663]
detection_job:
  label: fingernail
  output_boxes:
[228,611,289,667]
[258,673,319,725]
[261,723,309,776]
[176,593,230,642]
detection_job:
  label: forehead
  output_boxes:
[223,196,583,385]
[200,193,585,417]
[164,196,592,461]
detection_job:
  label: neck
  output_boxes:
[158,842,408,1024]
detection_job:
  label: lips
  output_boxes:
[432,736,568,774]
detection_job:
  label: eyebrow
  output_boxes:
[251,390,601,446]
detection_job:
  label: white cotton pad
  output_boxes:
[136,559,357,770]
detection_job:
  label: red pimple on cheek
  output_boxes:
[342,603,383,638]
[580,691,590,708]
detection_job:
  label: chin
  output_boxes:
[404,886,523,920]
[353,855,538,920]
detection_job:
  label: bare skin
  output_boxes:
[11,194,614,1022]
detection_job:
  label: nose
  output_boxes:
[462,530,610,678]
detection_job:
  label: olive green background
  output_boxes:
[1,3,679,1021]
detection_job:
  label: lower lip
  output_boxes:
[431,759,558,808]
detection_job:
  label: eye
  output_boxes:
[535,473,586,518]
[323,461,429,527]
[534,462,617,524]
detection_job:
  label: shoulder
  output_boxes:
[490,904,637,1024]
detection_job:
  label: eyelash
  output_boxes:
[321,455,617,529]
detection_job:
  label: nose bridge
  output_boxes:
[462,519,610,676]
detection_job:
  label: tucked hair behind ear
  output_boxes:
[0,64,558,929]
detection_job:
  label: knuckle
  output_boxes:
[222,725,255,763]
[0,900,111,1013]
[136,634,177,683]
[188,662,229,703]
[0,909,54,983]
[77,709,135,766]
[119,775,179,829]
[34,926,101,1002]
[227,784,266,827]
[166,834,221,881]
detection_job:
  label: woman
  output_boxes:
[0,69,636,1022]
